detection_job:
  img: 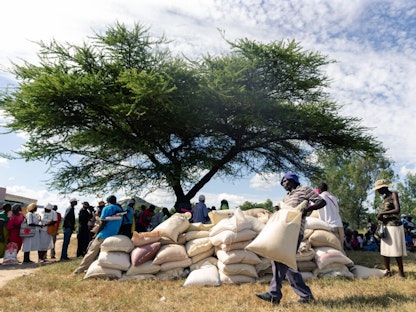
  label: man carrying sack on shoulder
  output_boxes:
[255,172,326,306]
[69,195,123,277]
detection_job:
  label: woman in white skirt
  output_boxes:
[374,179,406,278]
[22,203,41,263]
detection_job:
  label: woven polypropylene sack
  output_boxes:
[245,209,301,270]
[152,213,190,243]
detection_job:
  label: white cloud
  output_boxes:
[399,166,416,177]
[1,0,416,208]
[140,188,176,208]
[0,158,8,167]
[250,173,281,190]
[15,131,29,140]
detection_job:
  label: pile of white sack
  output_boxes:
[83,208,387,286]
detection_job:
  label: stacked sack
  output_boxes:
[84,213,193,281]
[183,222,218,287]
[83,207,387,283]
[208,209,265,284]
[299,215,386,279]
[295,239,317,281]
[123,231,162,280]
[84,235,134,280]
[302,216,354,279]
[184,222,215,265]
[241,209,273,282]
[151,212,192,280]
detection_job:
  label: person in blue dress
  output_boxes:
[193,195,208,223]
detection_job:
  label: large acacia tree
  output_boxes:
[0,22,382,208]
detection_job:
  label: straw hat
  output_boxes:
[373,179,393,191]
[26,203,37,212]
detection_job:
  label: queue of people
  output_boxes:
[0,202,59,264]
[1,195,177,268]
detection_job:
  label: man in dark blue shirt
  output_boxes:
[60,198,77,261]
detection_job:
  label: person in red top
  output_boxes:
[49,205,62,259]
[136,205,155,232]
[6,204,24,251]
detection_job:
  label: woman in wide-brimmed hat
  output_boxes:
[374,179,406,278]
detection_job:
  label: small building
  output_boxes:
[0,187,38,213]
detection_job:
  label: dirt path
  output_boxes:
[0,263,41,288]
[0,234,71,289]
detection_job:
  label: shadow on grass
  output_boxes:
[317,293,413,309]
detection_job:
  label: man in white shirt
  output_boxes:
[316,182,345,250]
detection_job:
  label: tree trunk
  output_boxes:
[174,196,192,212]
[172,185,192,212]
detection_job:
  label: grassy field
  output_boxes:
[1,240,415,312]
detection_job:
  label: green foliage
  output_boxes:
[1,22,382,207]
[397,173,416,216]
[239,198,274,212]
[310,151,392,229]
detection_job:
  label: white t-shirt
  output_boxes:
[39,210,58,231]
[318,191,343,228]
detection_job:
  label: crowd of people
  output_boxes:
[1,192,232,267]
[0,196,177,265]
[0,202,61,264]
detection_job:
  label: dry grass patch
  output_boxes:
[1,244,416,312]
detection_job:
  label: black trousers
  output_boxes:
[119,223,133,238]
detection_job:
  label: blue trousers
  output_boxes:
[61,227,72,259]
[268,236,313,301]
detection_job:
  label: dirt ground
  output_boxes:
[0,234,74,289]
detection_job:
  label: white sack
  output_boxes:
[245,209,302,270]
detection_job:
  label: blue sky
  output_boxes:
[1,0,415,214]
